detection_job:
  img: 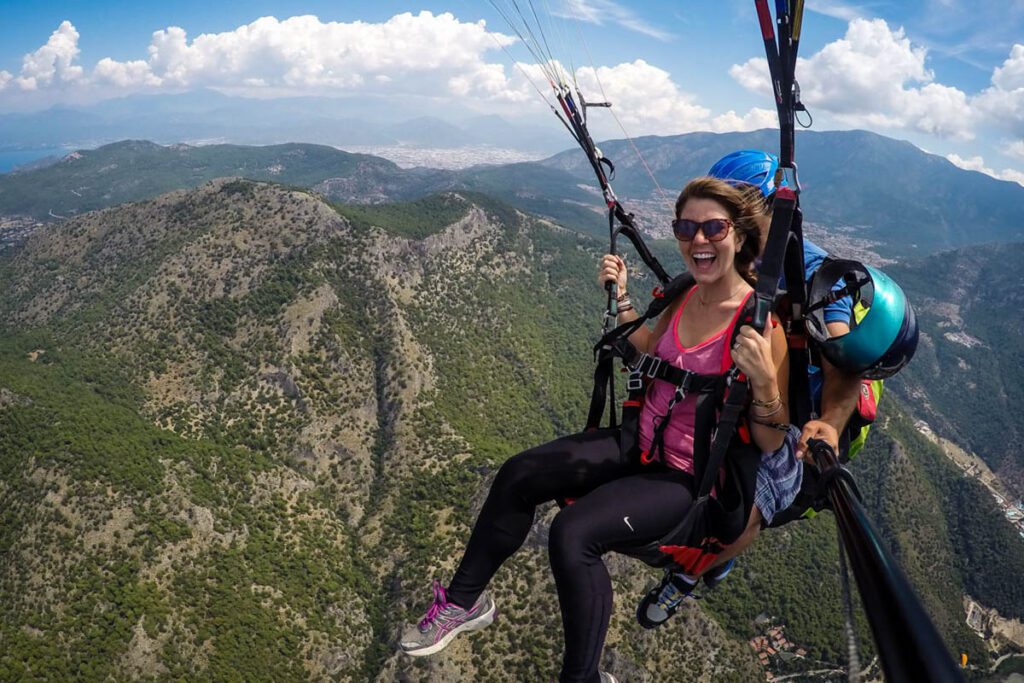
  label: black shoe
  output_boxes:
[636,570,697,629]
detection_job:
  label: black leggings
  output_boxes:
[446,430,695,683]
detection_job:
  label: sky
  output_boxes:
[1,0,1023,183]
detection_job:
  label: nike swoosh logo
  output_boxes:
[623,516,634,532]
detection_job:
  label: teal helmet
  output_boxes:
[806,259,919,379]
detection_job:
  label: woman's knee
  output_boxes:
[548,506,594,566]
[492,448,547,500]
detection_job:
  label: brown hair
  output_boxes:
[674,176,764,285]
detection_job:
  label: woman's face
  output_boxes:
[676,197,744,286]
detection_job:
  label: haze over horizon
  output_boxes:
[1,1,1023,184]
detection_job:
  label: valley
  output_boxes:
[2,131,1023,680]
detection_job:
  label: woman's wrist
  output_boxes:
[615,289,633,315]
[751,392,781,408]
[749,381,779,402]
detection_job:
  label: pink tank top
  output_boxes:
[638,287,752,474]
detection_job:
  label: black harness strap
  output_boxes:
[642,369,722,466]
[775,192,814,429]
[612,205,672,286]
[753,0,814,428]
[585,273,694,431]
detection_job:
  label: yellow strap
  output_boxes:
[792,0,805,41]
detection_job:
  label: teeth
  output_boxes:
[693,253,715,261]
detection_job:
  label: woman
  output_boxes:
[636,151,818,628]
[399,177,791,683]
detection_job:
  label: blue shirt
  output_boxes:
[801,239,852,325]
[774,238,853,409]
[777,238,852,325]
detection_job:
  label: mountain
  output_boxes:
[381,117,481,148]
[542,129,1024,257]
[0,92,567,156]
[0,141,429,220]
[5,130,1024,262]
[0,140,600,234]
[3,179,1023,680]
[888,243,1024,495]
[1,181,754,681]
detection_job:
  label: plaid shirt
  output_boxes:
[754,425,804,525]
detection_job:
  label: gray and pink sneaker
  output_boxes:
[400,579,496,657]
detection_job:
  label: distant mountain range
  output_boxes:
[0,139,602,233]
[2,129,1024,259]
[0,90,567,155]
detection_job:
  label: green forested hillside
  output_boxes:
[8,131,1024,260]
[0,337,345,681]
[0,141,410,220]
[1,180,1021,681]
[0,139,605,237]
[544,129,1024,257]
[889,243,1024,495]
[1,180,755,681]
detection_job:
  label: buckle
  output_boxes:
[678,370,693,394]
[627,369,644,392]
[646,357,663,379]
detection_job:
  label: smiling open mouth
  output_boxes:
[692,252,717,271]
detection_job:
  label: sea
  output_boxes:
[0,148,75,173]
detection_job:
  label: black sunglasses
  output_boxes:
[671,218,732,242]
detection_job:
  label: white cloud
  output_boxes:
[573,60,709,136]
[975,44,1024,138]
[992,44,1024,90]
[1,13,519,101]
[1008,140,1024,160]
[731,22,1024,147]
[554,1,672,42]
[730,18,975,139]
[93,58,161,88]
[0,15,819,140]
[946,153,1024,186]
[566,62,779,137]
[946,153,988,173]
[728,57,770,95]
[7,10,1011,160]
[129,13,514,94]
[711,108,777,133]
[15,20,84,91]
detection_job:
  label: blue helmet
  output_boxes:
[806,259,919,379]
[707,150,788,199]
